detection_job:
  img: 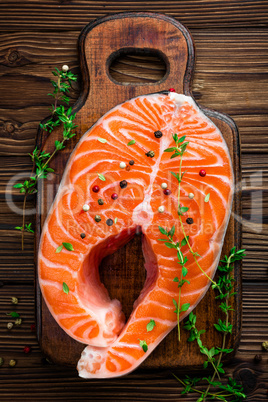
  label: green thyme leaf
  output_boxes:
[139,339,148,352]
[97,173,106,181]
[14,183,24,189]
[127,140,136,146]
[55,245,63,253]
[164,147,177,152]
[6,312,20,318]
[62,242,74,251]
[97,138,107,144]
[180,303,190,313]
[114,217,118,224]
[181,236,189,247]
[158,226,167,235]
[146,319,156,332]
[62,282,69,294]
[204,193,210,202]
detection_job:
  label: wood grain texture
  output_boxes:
[34,12,242,370]
[0,1,267,401]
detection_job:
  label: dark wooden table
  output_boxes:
[0,1,267,401]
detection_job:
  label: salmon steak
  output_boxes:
[38,92,233,378]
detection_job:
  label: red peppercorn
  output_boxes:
[24,346,31,354]
[92,185,100,193]
[111,193,118,200]
[30,324,36,332]
[163,189,171,195]
[169,88,176,92]
[199,169,206,177]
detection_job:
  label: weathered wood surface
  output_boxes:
[0,1,267,401]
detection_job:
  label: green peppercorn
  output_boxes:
[98,199,104,205]
[262,341,268,351]
[94,215,101,223]
[15,318,22,326]
[0,357,4,367]
[145,150,155,158]
[11,297,18,305]
[9,359,16,367]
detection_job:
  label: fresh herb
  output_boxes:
[146,319,156,332]
[6,312,20,318]
[62,242,74,251]
[56,242,74,252]
[97,138,107,144]
[174,247,246,401]
[97,173,106,181]
[62,282,69,294]
[158,225,190,341]
[127,140,135,146]
[139,339,148,353]
[205,193,210,203]
[114,217,118,224]
[56,245,63,253]
[13,66,78,250]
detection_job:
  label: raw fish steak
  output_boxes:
[38,92,233,378]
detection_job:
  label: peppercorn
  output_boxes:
[7,322,13,330]
[146,150,155,158]
[94,215,101,223]
[186,217,194,225]
[106,219,113,226]
[92,185,100,193]
[254,354,262,363]
[9,359,16,367]
[23,346,31,354]
[111,193,118,200]
[199,169,206,177]
[15,319,22,326]
[62,65,69,72]
[129,160,134,166]
[80,233,86,239]
[154,130,163,138]
[0,357,4,367]
[163,189,171,195]
[262,341,268,351]
[98,198,104,205]
[169,88,176,92]
[120,180,127,189]
[126,165,130,171]
[30,324,36,332]
[11,297,18,305]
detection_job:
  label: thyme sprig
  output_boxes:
[13,66,78,250]
[158,225,190,341]
[174,247,246,401]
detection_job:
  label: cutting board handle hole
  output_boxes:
[107,48,169,85]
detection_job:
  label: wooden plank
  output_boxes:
[0,1,267,31]
[0,283,267,401]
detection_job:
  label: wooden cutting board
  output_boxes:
[35,12,242,370]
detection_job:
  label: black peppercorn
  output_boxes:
[129,160,134,165]
[154,130,163,138]
[120,180,127,189]
[106,219,113,226]
[186,217,194,225]
[98,198,104,205]
[80,233,86,239]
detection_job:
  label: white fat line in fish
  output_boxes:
[64,317,96,334]
[57,312,88,320]
[119,127,158,145]
[107,348,137,366]
[45,227,81,258]
[132,97,161,128]
[115,342,142,350]
[74,139,150,166]
[39,253,78,276]
[54,203,81,244]
[132,298,174,311]
[127,316,173,327]
[102,115,152,139]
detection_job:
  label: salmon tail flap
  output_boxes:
[38,93,234,378]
